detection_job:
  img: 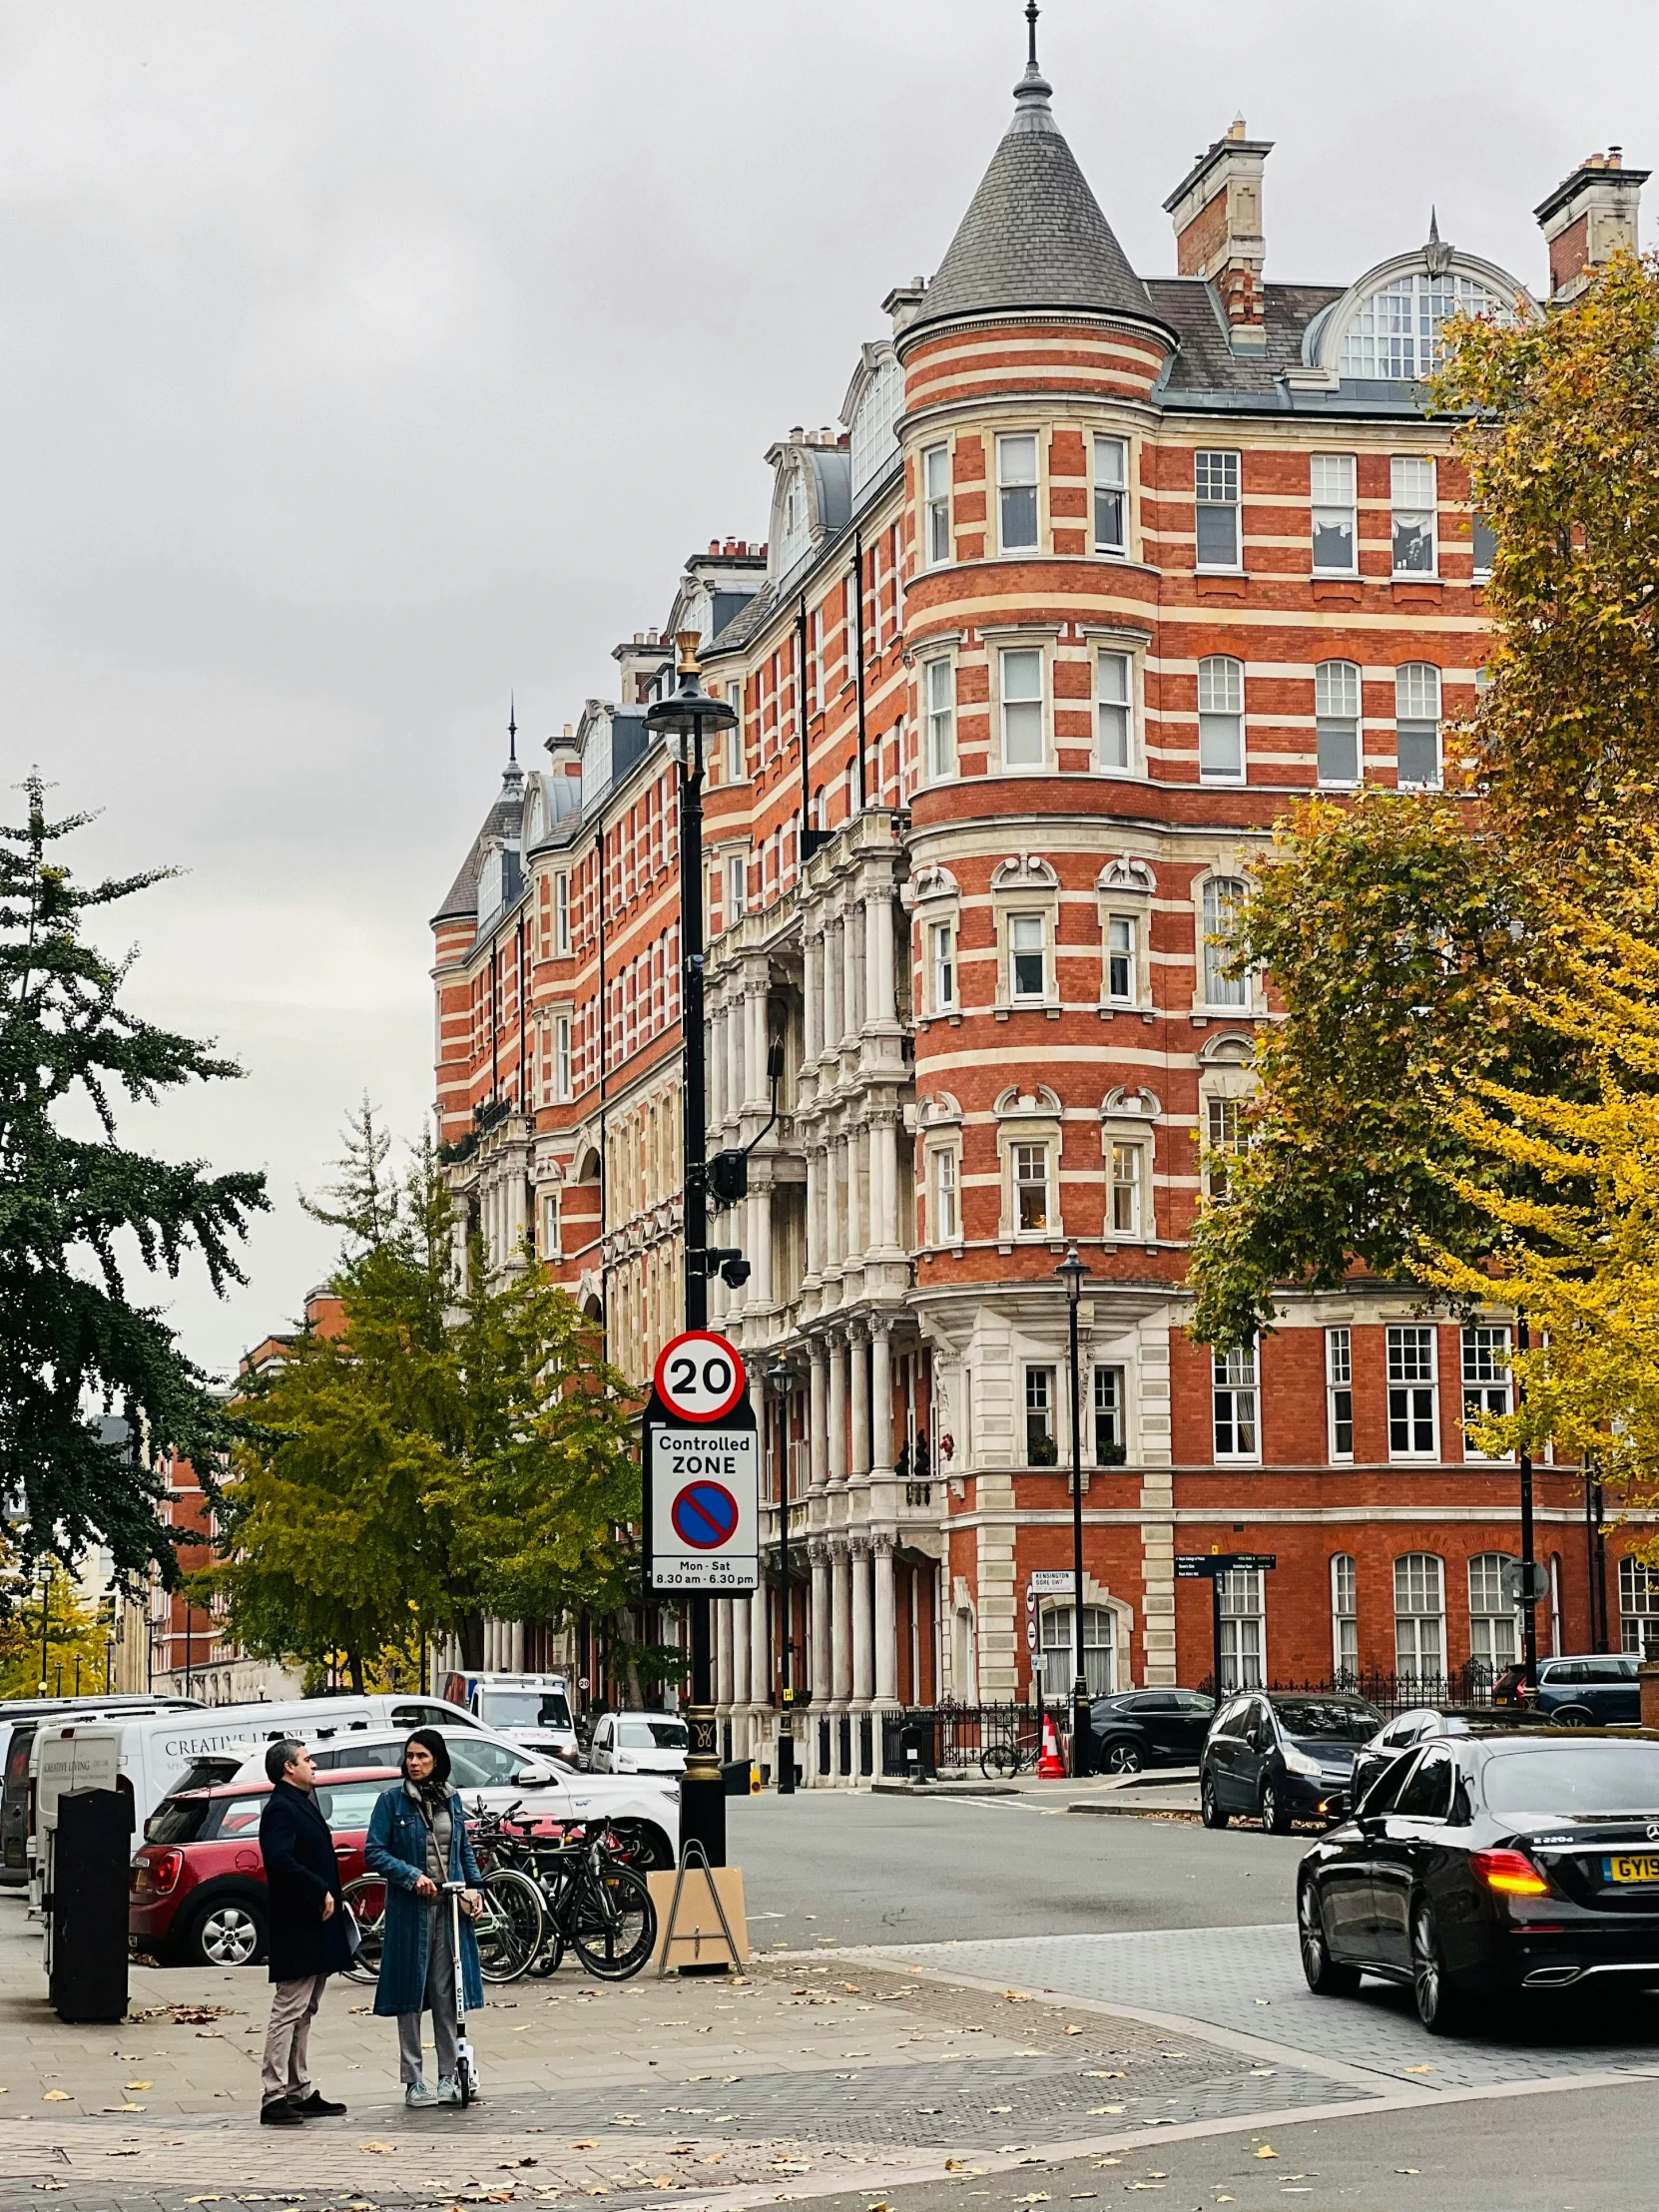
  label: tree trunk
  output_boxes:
[348,1649,365,1693]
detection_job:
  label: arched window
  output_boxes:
[1315,661,1362,788]
[1197,656,1245,783]
[1396,664,1442,789]
[1201,877,1249,1008]
[1331,1553,1358,1680]
[1467,1553,1518,1681]
[1393,1553,1445,1682]
[1619,1556,1659,1656]
[1339,270,1505,380]
[1040,1604,1115,1699]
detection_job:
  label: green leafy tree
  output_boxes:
[1189,255,1659,1349]
[210,1118,639,1684]
[0,1543,113,1697]
[0,775,266,1583]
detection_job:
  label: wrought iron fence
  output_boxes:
[879,1699,1050,1779]
[1196,1667,1506,1719]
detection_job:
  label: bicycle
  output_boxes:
[340,1860,545,1987]
[979,1726,1041,1779]
[472,1806,656,1981]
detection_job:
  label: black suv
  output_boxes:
[1089,1689,1215,1773]
[1491,1654,1642,1726]
[1201,1690,1382,1834]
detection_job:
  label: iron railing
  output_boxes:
[1196,1667,1506,1719]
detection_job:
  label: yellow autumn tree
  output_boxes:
[1425,852,1659,1563]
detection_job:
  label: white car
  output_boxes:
[588,1711,690,1777]
[228,1723,680,1868]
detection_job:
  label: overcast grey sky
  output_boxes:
[4,0,1653,1378]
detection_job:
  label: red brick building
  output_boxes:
[430,36,1657,1774]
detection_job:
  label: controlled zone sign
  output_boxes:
[643,1330,759,1596]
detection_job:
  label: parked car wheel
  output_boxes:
[1099,1738,1144,1776]
[180,1894,266,1968]
[1410,1900,1470,2034]
[602,1820,674,1872]
[1200,1775,1229,1829]
[1551,1707,1594,1729]
[1260,1778,1293,1835]
[1298,1880,1361,1996]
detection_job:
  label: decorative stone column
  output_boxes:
[732,1593,752,1713]
[810,1538,831,1707]
[750,1182,773,1308]
[715,1599,734,1709]
[841,900,859,1047]
[745,974,769,1114]
[831,1540,853,1704]
[828,1333,847,1482]
[867,880,898,1032]
[870,1110,900,1255]
[849,1321,869,1480]
[870,1320,893,1475]
[726,982,745,1121]
[850,1536,873,1704]
[849,1123,869,1265]
[803,931,822,1066]
[750,1581,772,1718]
[822,918,841,1062]
[710,1002,728,1127]
[809,1342,829,1489]
[873,1534,898,1705]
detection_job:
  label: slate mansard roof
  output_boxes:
[432,780,523,928]
[905,59,1164,340]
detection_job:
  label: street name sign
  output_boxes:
[1027,1569,1076,1595]
[1176,1552,1278,1578]
[642,1330,759,1597]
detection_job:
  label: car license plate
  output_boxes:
[1603,1854,1659,1884]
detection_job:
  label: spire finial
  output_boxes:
[507,692,518,764]
[1026,0,1039,70]
[1011,0,1052,123]
[1424,207,1452,277]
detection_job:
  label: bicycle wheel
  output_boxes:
[569,1867,656,1981]
[979,1741,1018,1780]
[473,1867,545,1984]
[340,1876,388,1984]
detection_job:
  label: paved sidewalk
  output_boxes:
[0,1896,1352,2211]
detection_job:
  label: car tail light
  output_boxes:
[139,1850,184,1896]
[1472,1848,1550,1897]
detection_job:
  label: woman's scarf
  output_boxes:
[402,1772,450,1828]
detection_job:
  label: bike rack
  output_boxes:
[656,1838,741,1977]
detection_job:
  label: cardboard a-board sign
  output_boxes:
[647,1863,750,1971]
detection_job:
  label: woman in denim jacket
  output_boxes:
[364,1730,484,2107]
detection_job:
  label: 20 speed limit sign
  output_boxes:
[653,1331,746,1423]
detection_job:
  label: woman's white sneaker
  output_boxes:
[436,2075,462,2105]
[404,2079,436,2108]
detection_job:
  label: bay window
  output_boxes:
[923,443,951,567]
[1009,911,1046,1001]
[1013,1140,1051,1234]
[997,433,1040,551]
[925,658,955,781]
[1000,647,1045,767]
[1097,649,1133,770]
[1105,913,1136,1005]
[1094,435,1128,554]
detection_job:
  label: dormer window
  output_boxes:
[1338,270,1506,380]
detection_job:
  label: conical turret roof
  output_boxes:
[906,50,1161,339]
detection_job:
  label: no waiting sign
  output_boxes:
[643,1330,759,1596]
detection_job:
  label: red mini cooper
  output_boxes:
[130,1766,397,1967]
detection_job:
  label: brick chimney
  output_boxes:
[1164,116,1274,352]
[1535,149,1648,303]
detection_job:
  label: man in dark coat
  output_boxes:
[257,1740,352,2126]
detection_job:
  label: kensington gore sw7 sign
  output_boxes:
[643,1330,759,1596]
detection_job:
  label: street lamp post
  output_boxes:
[37,1560,51,1696]
[646,632,738,1866]
[1057,1243,1092,1779]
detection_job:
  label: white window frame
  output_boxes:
[1471,510,1497,583]
[1393,1552,1446,1680]
[1092,1364,1126,1466]
[1201,875,1249,1010]
[553,1014,572,1103]
[1105,912,1138,1006]
[1096,648,1134,773]
[929,1142,960,1246]
[553,870,571,956]
[1315,660,1363,789]
[1218,1568,1265,1690]
[1391,455,1437,577]
[1093,434,1129,556]
[1008,910,1047,1003]
[1194,448,1241,570]
[1461,1325,1512,1459]
[1204,1094,1244,1200]
[1040,1603,1116,1698]
[1197,655,1246,783]
[1386,1326,1439,1459]
[726,850,747,922]
[924,658,955,782]
[1467,1552,1519,1679]
[1395,663,1442,790]
[1011,1140,1052,1238]
[923,442,952,568]
[1024,1363,1058,1464]
[929,918,956,1013]
[541,1190,561,1261]
[1212,1345,1260,1462]
[1326,1326,1354,1461]
[999,645,1046,769]
[1311,452,1358,575]
[1331,1553,1359,1679]
[997,432,1040,554]
[1619,1556,1659,1656]
[1108,1139,1145,1239]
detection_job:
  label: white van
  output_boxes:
[29,1690,481,1881]
[439,1671,579,1762]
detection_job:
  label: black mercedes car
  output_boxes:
[1090,1688,1215,1774]
[1343,1709,1474,1819]
[1297,1733,1659,2032]
[1200,1690,1382,1833]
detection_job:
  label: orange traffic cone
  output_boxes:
[1036,1710,1066,1779]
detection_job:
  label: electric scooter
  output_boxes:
[441,1880,479,2107]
